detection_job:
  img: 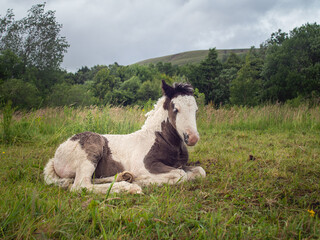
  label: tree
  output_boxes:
[0,49,24,81]
[72,66,91,84]
[126,64,158,83]
[92,67,117,103]
[264,29,288,46]
[214,68,238,105]
[0,9,19,54]
[110,76,142,106]
[262,23,320,102]
[0,3,69,70]
[155,62,178,76]
[230,48,263,106]
[188,48,223,104]
[137,80,161,102]
[224,52,243,70]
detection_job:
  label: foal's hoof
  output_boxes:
[117,171,134,183]
[128,184,143,194]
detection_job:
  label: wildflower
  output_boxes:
[2,152,4,154]
[308,209,315,217]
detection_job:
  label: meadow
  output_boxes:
[0,103,320,239]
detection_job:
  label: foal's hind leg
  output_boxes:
[70,160,95,191]
[71,161,142,194]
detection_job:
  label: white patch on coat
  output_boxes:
[53,139,88,178]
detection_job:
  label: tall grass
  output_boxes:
[0,101,16,143]
[198,103,320,132]
[1,103,319,145]
[0,105,145,145]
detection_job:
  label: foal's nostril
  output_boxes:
[183,133,189,144]
[185,131,199,146]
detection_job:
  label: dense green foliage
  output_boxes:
[0,105,319,238]
[230,48,264,106]
[0,3,319,109]
[261,24,320,102]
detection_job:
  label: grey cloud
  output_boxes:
[1,0,320,72]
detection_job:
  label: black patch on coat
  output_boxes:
[70,132,124,178]
[166,101,177,128]
[143,120,189,174]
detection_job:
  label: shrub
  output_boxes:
[0,78,42,109]
[46,83,95,107]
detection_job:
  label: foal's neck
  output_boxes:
[141,97,169,134]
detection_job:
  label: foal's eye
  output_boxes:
[173,108,179,113]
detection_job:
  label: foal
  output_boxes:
[44,80,206,194]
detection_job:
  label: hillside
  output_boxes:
[135,49,250,66]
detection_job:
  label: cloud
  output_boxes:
[1,0,320,71]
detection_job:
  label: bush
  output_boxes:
[286,95,305,107]
[194,88,206,107]
[46,83,95,107]
[0,78,42,109]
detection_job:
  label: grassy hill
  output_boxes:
[135,49,250,66]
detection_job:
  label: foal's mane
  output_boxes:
[162,80,194,100]
[172,82,194,97]
[161,81,194,110]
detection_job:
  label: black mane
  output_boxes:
[172,82,194,97]
[162,80,194,100]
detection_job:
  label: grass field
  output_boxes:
[1,104,320,239]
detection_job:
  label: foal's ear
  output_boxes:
[161,80,175,99]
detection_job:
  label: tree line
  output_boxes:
[1,4,319,110]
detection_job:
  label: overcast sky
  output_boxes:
[1,0,320,72]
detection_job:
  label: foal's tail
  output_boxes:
[43,158,73,188]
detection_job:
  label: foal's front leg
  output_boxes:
[135,165,189,186]
[183,166,206,180]
[136,162,206,186]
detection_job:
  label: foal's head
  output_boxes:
[162,80,199,146]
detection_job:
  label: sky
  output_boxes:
[1,0,320,72]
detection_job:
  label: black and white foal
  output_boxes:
[44,80,206,194]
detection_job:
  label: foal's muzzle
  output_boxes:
[183,131,199,146]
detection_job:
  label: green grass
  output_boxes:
[1,104,319,239]
[135,49,250,66]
